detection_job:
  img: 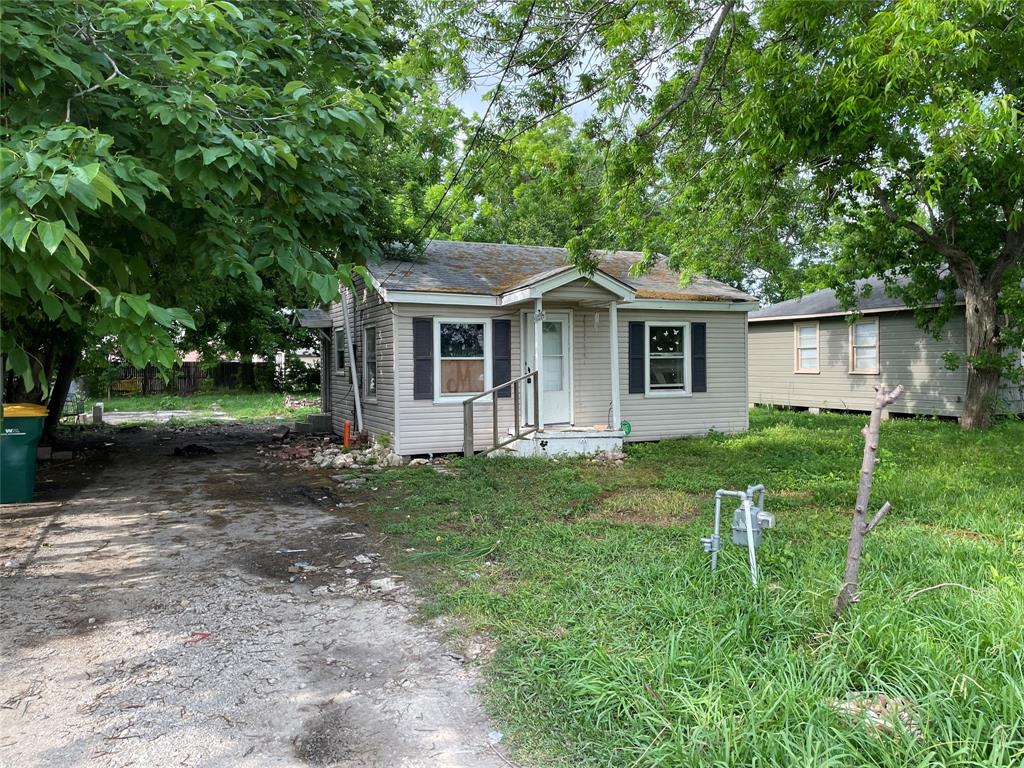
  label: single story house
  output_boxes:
[748,277,1024,419]
[323,240,758,457]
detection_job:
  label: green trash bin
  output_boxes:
[1,403,48,504]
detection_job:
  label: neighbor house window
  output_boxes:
[363,326,377,399]
[435,319,491,398]
[334,329,345,372]
[794,322,819,373]
[850,317,879,374]
[645,322,689,394]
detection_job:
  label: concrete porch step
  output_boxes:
[510,428,624,458]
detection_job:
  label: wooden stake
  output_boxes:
[834,384,904,617]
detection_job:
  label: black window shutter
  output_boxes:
[628,321,645,394]
[492,319,512,398]
[692,322,707,393]
[412,318,433,400]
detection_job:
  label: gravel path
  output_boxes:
[0,426,510,768]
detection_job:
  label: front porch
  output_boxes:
[508,426,625,457]
[460,268,634,457]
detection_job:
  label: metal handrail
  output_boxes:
[463,370,540,456]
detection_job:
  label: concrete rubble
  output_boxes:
[258,434,454,473]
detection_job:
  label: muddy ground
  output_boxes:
[0,425,512,768]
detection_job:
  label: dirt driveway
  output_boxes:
[0,425,510,768]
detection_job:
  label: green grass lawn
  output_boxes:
[371,409,1024,767]
[98,391,320,422]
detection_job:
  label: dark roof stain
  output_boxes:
[367,240,754,303]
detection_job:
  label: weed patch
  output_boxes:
[371,409,1024,767]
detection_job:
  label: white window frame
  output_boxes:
[794,321,820,374]
[433,317,492,403]
[644,321,691,397]
[363,325,377,401]
[849,317,880,375]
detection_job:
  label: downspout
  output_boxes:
[339,290,363,431]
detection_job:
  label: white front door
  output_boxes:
[523,311,572,425]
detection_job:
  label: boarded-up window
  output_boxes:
[439,322,486,395]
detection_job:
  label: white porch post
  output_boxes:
[533,296,544,431]
[608,301,621,430]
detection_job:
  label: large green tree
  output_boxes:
[0,0,415,426]
[427,115,612,248]
[428,0,1023,427]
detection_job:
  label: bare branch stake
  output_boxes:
[834,384,904,617]
[863,501,891,534]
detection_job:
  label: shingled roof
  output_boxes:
[750,275,964,321]
[367,240,755,303]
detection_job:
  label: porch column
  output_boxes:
[533,296,544,431]
[608,301,621,430]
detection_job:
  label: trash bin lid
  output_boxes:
[2,403,49,417]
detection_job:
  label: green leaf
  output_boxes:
[62,228,90,260]
[12,218,35,251]
[92,172,126,205]
[166,307,196,330]
[23,152,44,173]
[123,293,149,319]
[283,80,306,96]
[67,178,98,209]
[41,293,62,320]
[6,348,33,392]
[148,304,174,327]
[201,146,233,165]
[37,220,66,255]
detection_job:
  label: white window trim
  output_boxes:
[433,317,492,404]
[363,325,377,401]
[644,320,691,397]
[794,321,820,374]
[849,317,880,375]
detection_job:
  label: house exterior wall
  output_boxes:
[748,309,973,417]
[617,308,750,440]
[388,301,750,455]
[328,282,396,439]
[391,303,522,456]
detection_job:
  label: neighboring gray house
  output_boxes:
[323,240,758,457]
[748,278,1024,419]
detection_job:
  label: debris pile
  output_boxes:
[831,692,922,740]
[260,432,454,472]
[284,394,320,410]
[592,448,626,464]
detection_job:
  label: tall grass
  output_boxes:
[372,410,1024,767]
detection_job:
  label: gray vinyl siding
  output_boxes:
[392,304,522,456]
[390,302,750,455]
[328,282,395,439]
[617,309,750,440]
[748,310,975,417]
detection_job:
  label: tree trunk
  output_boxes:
[834,384,904,618]
[960,288,1002,430]
[43,343,82,440]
